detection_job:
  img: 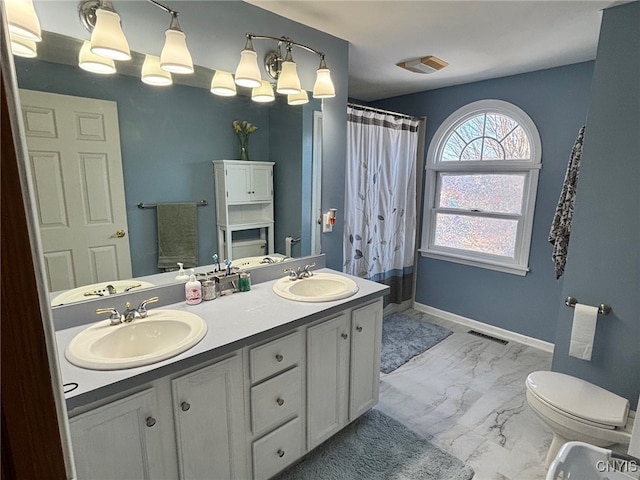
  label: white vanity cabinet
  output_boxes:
[69,388,166,480]
[66,296,385,480]
[246,331,305,480]
[171,355,247,480]
[69,354,246,480]
[307,300,383,450]
[213,160,275,260]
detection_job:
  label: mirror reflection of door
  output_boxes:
[311,111,323,255]
[19,89,131,292]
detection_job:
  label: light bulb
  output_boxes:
[235,38,262,88]
[11,34,37,58]
[90,8,131,61]
[288,90,309,106]
[160,29,194,74]
[79,40,116,74]
[210,71,237,96]
[251,81,275,103]
[142,54,173,86]
[5,0,41,42]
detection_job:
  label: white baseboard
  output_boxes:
[412,302,555,354]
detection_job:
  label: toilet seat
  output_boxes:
[526,372,629,428]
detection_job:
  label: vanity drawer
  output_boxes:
[251,367,301,435]
[252,417,302,480]
[250,331,301,383]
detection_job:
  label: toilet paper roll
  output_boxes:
[568,303,599,361]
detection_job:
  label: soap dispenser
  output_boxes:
[185,269,202,305]
[175,262,189,281]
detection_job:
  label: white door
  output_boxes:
[307,313,350,449]
[311,111,323,255]
[171,356,247,480]
[69,389,165,480]
[19,89,131,292]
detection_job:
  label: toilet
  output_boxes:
[525,371,634,466]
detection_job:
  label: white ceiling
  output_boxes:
[246,0,621,101]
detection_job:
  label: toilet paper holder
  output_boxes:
[565,296,612,315]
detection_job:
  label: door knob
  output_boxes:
[114,229,126,238]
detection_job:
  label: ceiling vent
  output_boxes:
[396,55,448,74]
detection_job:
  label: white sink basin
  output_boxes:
[233,255,288,269]
[272,272,359,302]
[65,309,207,370]
[51,280,155,306]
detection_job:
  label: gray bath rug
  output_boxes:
[272,409,474,480]
[381,310,453,373]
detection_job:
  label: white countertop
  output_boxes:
[56,269,388,410]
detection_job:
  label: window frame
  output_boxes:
[419,99,542,276]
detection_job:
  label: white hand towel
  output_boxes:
[568,303,599,361]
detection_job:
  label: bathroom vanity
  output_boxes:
[57,269,388,479]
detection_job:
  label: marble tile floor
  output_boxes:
[376,309,555,480]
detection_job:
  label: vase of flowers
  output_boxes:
[232,120,257,161]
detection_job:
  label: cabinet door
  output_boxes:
[225,164,252,203]
[349,300,383,420]
[250,164,273,202]
[172,356,247,480]
[307,313,350,449]
[69,388,165,480]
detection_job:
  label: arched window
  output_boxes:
[420,100,542,275]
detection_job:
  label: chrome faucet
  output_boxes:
[96,297,159,325]
[284,263,316,280]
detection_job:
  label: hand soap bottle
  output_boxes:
[185,269,202,305]
[175,262,189,281]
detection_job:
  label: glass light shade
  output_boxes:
[78,40,116,74]
[234,49,262,88]
[160,29,194,74]
[142,55,172,86]
[11,34,37,58]
[276,61,302,95]
[5,0,41,42]
[90,8,131,61]
[251,81,275,103]
[210,71,237,96]
[313,68,336,98]
[288,90,309,106]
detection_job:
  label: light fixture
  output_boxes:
[10,34,37,58]
[313,56,335,99]
[251,81,275,103]
[141,54,172,86]
[78,39,116,74]
[236,33,335,100]
[83,0,131,61]
[276,46,301,95]
[210,71,237,97]
[288,90,309,106]
[234,36,262,88]
[5,0,41,42]
[158,8,193,74]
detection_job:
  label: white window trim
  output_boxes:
[420,99,542,276]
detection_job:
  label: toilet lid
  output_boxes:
[526,372,629,427]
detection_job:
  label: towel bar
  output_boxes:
[565,296,611,315]
[137,200,208,209]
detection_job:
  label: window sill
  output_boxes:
[418,249,529,276]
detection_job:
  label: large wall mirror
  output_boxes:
[12,25,324,306]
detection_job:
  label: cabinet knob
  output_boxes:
[277,449,285,458]
[275,353,284,362]
[356,325,363,332]
[181,401,191,412]
[276,397,285,406]
[341,332,348,339]
[145,416,156,428]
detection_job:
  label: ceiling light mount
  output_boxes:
[78,0,103,32]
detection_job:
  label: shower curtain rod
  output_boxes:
[347,102,417,120]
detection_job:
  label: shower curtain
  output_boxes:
[344,106,420,305]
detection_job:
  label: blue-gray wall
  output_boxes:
[552,2,640,409]
[371,61,594,343]
[23,0,348,275]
